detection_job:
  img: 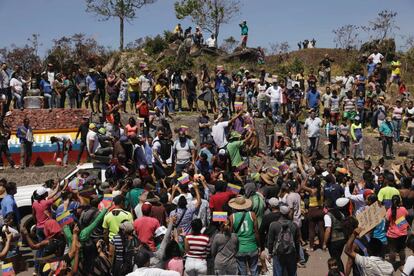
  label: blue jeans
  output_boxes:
[13,92,23,109]
[44,93,52,108]
[172,89,182,111]
[393,119,402,142]
[271,102,280,121]
[273,253,297,276]
[236,251,258,276]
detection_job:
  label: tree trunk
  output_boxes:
[119,16,124,51]
[214,25,220,48]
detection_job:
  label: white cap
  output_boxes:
[268,197,279,208]
[36,187,48,197]
[155,226,167,237]
[280,204,290,215]
[336,197,350,208]
[218,149,226,155]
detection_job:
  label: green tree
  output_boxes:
[85,0,157,51]
[220,36,239,53]
[174,0,240,47]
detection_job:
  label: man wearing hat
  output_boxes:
[229,195,260,276]
[267,203,300,276]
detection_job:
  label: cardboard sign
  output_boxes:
[356,201,387,237]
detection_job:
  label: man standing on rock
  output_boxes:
[16,118,34,169]
[239,21,248,48]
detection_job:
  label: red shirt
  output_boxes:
[133,216,160,251]
[209,191,235,211]
[32,199,54,228]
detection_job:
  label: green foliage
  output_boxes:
[174,0,240,42]
[144,35,168,56]
[273,57,304,79]
[163,30,175,43]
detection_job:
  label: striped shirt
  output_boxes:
[186,234,210,259]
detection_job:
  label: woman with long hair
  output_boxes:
[300,173,325,251]
[386,195,408,268]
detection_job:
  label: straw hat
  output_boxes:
[260,171,276,186]
[228,195,252,210]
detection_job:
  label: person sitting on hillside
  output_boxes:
[173,23,183,40]
[193,26,203,47]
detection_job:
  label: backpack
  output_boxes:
[274,221,296,256]
[120,235,141,275]
[154,139,173,162]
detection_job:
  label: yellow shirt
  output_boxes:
[309,195,323,207]
[102,208,133,240]
[391,61,401,75]
[154,83,168,96]
[127,77,139,92]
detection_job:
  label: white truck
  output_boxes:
[15,163,108,232]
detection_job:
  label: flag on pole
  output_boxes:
[227,183,241,194]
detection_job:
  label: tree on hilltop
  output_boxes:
[85,0,157,51]
[174,0,240,47]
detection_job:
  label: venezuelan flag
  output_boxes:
[278,162,289,173]
[396,216,408,228]
[178,175,190,185]
[269,166,280,175]
[2,262,15,276]
[180,125,189,132]
[103,194,113,201]
[227,183,241,194]
[235,101,243,110]
[56,210,74,226]
[213,211,228,222]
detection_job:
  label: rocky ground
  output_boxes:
[2,111,413,185]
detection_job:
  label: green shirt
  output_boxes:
[250,193,265,228]
[125,188,144,209]
[102,208,133,240]
[232,211,257,253]
[226,140,244,167]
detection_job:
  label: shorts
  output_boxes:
[118,90,127,102]
[323,108,330,118]
[185,257,207,275]
[129,91,139,103]
[389,74,400,83]
[387,235,407,253]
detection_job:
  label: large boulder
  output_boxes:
[222,47,262,62]
[360,38,396,61]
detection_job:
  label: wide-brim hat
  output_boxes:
[228,195,252,210]
[260,172,276,186]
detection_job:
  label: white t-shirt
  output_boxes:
[139,75,151,92]
[212,121,229,148]
[304,117,322,137]
[173,138,195,164]
[206,37,216,47]
[342,76,355,92]
[403,255,414,276]
[265,86,282,103]
[86,130,101,153]
[324,214,332,227]
[10,78,24,93]
[257,84,267,100]
[368,53,384,64]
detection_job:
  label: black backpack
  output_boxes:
[120,235,141,275]
[154,139,173,162]
[274,221,296,256]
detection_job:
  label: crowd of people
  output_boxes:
[0,44,414,276]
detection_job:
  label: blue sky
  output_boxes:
[0,0,413,56]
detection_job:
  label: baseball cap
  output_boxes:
[268,197,279,208]
[155,226,167,237]
[36,187,48,196]
[89,123,96,129]
[280,204,290,215]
